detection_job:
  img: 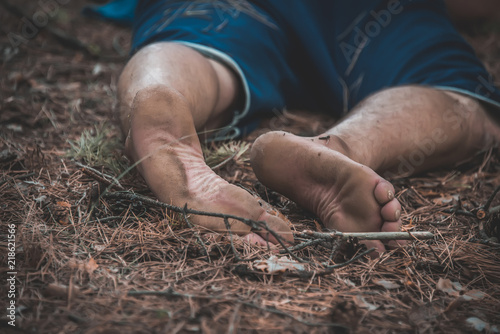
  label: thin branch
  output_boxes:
[182,204,210,261]
[86,216,125,224]
[426,243,443,266]
[483,184,500,212]
[298,230,434,241]
[442,208,476,217]
[227,302,241,334]
[325,239,342,265]
[324,248,375,270]
[279,239,325,254]
[101,191,433,271]
[76,161,124,190]
[223,217,241,261]
[478,221,490,241]
[101,191,306,263]
[0,172,36,187]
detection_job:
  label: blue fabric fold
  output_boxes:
[82,0,138,25]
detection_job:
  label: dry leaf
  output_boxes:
[446,288,489,313]
[461,290,486,301]
[85,257,99,275]
[342,279,356,287]
[373,279,400,290]
[466,317,499,333]
[432,195,459,205]
[93,244,106,252]
[56,201,72,208]
[436,278,462,297]
[353,295,377,311]
[254,255,304,274]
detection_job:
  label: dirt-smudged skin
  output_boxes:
[251,131,403,253]
[119,42,500,254]
[123,84,294,245]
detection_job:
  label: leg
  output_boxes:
[251,86,500,252]
[445,0,500,21]
[118,42,293,245]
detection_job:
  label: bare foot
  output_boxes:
[125,88,293,246]
[250,131,402,253]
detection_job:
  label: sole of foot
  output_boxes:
[251,131,403,254]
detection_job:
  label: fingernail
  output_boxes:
[388,190,394,200]
[395,209,401,221]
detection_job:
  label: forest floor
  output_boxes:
[1,1,500,333]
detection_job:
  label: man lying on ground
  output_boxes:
[116,0,500,254]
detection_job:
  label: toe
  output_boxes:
[362,240,386,257]
[243,233,277,249]
[374,181,396,205]
[381,220,408,249]
[381,220,402,233]
[380,199,401,222]
[387,239,408,249]
[255,212,294,245]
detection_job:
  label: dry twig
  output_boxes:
[298,230,434,241]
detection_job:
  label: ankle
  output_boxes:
[131,85,190,126]
[130,85,199,144]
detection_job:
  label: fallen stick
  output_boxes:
[76,161,124,190]
[299,230,434,241]
[101,191,305,263]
